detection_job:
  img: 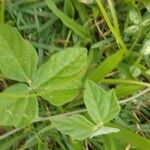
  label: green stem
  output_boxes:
[0,78,149,98]
[119,88,150,104]
[34,109,87,123]
[0,128,21,140]
[101,79,150,88]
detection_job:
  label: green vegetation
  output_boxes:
[0,0,150,149]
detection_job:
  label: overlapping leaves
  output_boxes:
[0,25,88,127]
[52,80,120,140]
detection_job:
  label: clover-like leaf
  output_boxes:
[33,47,87,106]
[125,25,139,34]
[0,84,38,128]
[142,39,150,55]
[84,80,120,124]
[51,114,94,140]
[0,24,38,82]
[129,5,141,24]
[79,0,95,5]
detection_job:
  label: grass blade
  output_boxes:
[109,123,150,150]
[88,50,124,82]
[46,0,91,40]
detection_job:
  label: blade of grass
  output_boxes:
[46,0,91,40]
[101,79,150,88]
[107,0,120,34]
[108,123,150,150]
[115,85,143,98]
[100,136,117,150]
[71,0,89,24]
[19,125,52,150]
[0,131,27,149]
[88,50,124,82]
[96,0,127,53]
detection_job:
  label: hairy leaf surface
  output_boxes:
[84,80,120,124]
[0,84,38,128]
[33,48,87,106]
[0,25,38,82]
[51,114,94,140]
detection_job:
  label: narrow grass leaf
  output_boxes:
[109,123,150,150]
[64,0,75,18]
[46,0,91,39]
[88,50,124,82]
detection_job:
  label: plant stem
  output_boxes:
[34,108,87,123]
[34,86,150,122]
[0,78,149,98]
[119,88,150,104]
[1,87,149,140]
[0,128,21,140]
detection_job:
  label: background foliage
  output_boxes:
[0,0,150,149]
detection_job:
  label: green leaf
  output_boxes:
[142,0,150,12]
[84,80,120,124]
[129,5,141,24]
[0,132,27,150]
[71,0,89,24]
[20,125,52,149]
[0,24,38,82]
[0,84,38,128]
[109,122,150,150]
[64,0,75,18]
[33,47,87,106]
[46,0,91,40]
[146,6,150,12]
[142,39,150,55]
[115,85,143,98]
[125,25,139,34]
[90,127,120,138]
[88,50,124,82]
[141,15,150,27]
[79,0,95,5]
[51,114,94,140]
